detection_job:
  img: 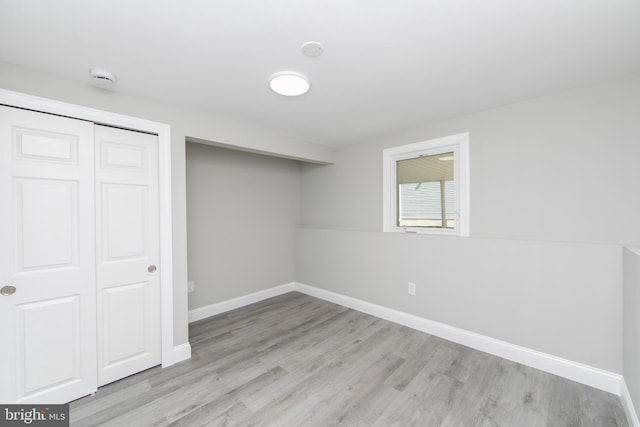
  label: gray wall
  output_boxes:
[296,229,622,372]
[624,248,640,412]
[299,73,640,377]
[186,142,301,308]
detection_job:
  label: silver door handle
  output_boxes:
[148,265,157,273]
[1,285,16,296]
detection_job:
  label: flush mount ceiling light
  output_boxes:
[269,72,310,96]
[89,67,116,87]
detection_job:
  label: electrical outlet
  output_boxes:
[188,281,195,293]
[408,282,416,295]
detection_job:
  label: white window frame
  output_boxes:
[383,132,470,236]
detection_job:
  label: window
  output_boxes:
[383,133,469,235]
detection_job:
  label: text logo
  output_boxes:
[1,405,68,426]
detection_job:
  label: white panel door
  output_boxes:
[94,125,161,386]
[0,106,97,403]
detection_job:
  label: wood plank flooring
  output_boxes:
[70,292,629,426]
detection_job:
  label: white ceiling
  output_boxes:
[1,1,639,147]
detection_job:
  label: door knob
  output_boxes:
[148,265,157,273]
[1,285,16,296]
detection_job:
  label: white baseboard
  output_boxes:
[188,283,295,323]
[185,281,625,397]
[622,378,640,427]
[293,282,623,396]
[166,343,192,367]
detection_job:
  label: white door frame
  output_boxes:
[0,88,178,368]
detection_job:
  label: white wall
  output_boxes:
[0,60,331,347]
[624,247,640,412]
[302,72,640,245]
[0,63,333,165]
[186,142,301,308]
[299,73,640,377]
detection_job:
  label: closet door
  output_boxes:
[0,106,97,403]
[94,125,161,386]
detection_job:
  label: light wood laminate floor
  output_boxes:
[70,292,629,426]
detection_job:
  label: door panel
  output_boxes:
[95,125,160,386]
[101,140,145,169]
[16,179,78,270]
[18,296,81,397]
[0,106,96,404]
[103,282,150,366]
[15,127,78,163]
[103,184,147,260]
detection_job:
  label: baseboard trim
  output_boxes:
[165,343,192,367]
[188,283,296,323]
[622,378,640,427]
[185,281,624,396]
[293,282,623,396]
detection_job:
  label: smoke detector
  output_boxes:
[89,68,116,87]
[302,41,324,58]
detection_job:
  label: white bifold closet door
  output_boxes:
[0,106,97,403]
[94,125,161,387]
[0,106,161,404]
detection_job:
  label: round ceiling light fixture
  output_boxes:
[269,72,310,96]
[89,68,116,87]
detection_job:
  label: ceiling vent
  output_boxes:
[89,68,116,87]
